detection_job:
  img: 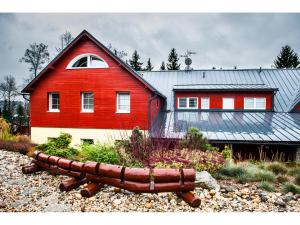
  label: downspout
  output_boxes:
[148,94,158,136]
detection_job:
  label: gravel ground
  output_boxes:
[0,149,299,212]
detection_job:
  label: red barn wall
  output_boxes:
[29,37,158,130]
[149,96,164,127]
[175,91,273,110]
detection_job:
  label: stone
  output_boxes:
[275,198,286,207]
[43,203,72,212]
[209,190,216,196]
[145,202,152,209]
[113,199,122,206]
[75,193,82,199]
[259,192,268,202]
[252,198,261,204]
[113,188,121,193]
[195,171,220,191]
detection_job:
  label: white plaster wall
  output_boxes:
[31,127,139,146]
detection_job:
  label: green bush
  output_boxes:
[52,133,72,148]
[294,174,300,186]
[217,164,247,178]
[221,145,232,160]
[179,127,208,150]
[79,144,120,164]
[282,183,300,194]
[252,171,275,182]
[288,167,300,176]
[45,147,78,160]
[258,181,275,192]
[266,162,287,175]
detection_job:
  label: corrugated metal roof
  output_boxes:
[140,69,300,112]
[290,88,300,111]
[151,111,300,143]
[173,84,277,91]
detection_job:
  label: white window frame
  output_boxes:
[66,53,109,69]
[81,92,94,113]
[116,92,130,113]
[201,97,210,109]
[48,93,60,112]
[178,97,198,109]
[222,97,235,110]
[244,97,266,110]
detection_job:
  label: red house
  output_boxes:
[22,30,165,145]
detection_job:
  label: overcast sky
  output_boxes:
[1,13,300,89]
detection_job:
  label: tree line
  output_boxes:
[1,30,300,125]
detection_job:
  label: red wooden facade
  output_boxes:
[175,91,274,110]
[26,33,164,130]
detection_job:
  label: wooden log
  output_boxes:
[124,167,150,183]
[57,158,72,169]
[98,164,123,179]
[37,152,50,162]
[59,177,88,192]
[48,155,60,165]
[70,161,85,172]
[22,164,40,174]
[32,150,41,159]
[80,183,104,198]
[154,182,195,192]
[33,159,54,170]
[153,168,180,183]
[182,169,195,182]
[83,162,99,175]
[176,192,201,208]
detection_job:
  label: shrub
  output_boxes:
[237,173,251,184]
[258,181,275,192]
[217,164,247,178]
[288,167,300,177]
[52,132,72,149]
[45,147,78,160]
[0,117,12,141]
[15,135,31,143]
[252,171,275,182]
[276,175,289,183]
[0,140,33,154]
[116,146,144,168]
[266,162,287,175]
[221,145,232,160]
[294,174,300,186]
[179,127,208,150]
[282,183,300,194]
[79,144,120,164]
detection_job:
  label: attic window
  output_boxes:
[67,54,109,69]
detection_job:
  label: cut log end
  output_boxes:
[22,164,40,174]
[80,183,104,198]
[59,177,88,192]
[177,191,201,208]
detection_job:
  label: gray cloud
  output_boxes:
[1,13,300,89]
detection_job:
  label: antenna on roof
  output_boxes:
[180,50,196,71]
[259,67,262,73]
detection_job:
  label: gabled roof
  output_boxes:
[141,69,300,112]
[22,30,166,99]
[173,84,277,91]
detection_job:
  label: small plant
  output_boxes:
[252,171,275,182]
[45,147,78,160]
[237,173,251,184]
[15,135,31,143]
[288,167,300,176]
[52,132,72,149]
[294,174,300,186]
[217,164,247,178]
[282,183,300,194]
[179,127,208,150]
[0,140,33,154]
[266,162,287,175]
[258,181,275,192]
[221,145,232,160]
[0,117,13,141]
[79,144,120,164]
[276,175,289,183]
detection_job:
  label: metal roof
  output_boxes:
[173,84,277,91]
[152,111,300,144]
[140,69,300,112]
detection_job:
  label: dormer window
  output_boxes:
[67,54,109,69]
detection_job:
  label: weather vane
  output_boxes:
[181,50,196,71]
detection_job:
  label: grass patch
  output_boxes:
[258,181,275,192]
[266,162,287,175]
[294,174,300,186]
[217,164,247,178]
[276,175,289,183]
[252,171,275,182]
[282,183,300,194]
[288,167,300,176]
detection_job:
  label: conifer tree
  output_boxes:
[274,45,300,68]
[129,50,143,71]
[160,61,166,70]
[145,58,154,71]
[167,48,180,70]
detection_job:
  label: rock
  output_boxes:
[113,188,121,193]
[43,203,71,212]
[225,186,236,193]
[75,193,82,199]
[241,188,250,195]
[10,198,29,208]
[259,192,268,202]
[145,202,152,209]
[209,190,216,196]
[113,199,122,206]
[170,199,177,206]
[275,198,286,207]
[195,171,220,191]
[252,198,261,204]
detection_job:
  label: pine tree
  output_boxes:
[160,61,166,70]
[274,45,300,68]
[129,50,143,71]
[145,58,154,71]
[167,48,180,70]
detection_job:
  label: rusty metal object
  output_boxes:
[124,168,150,183]
[176,191,201,208]
[80,183,104,198]
[59,177,88,192]
[22,164,40,174]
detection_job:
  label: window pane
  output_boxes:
[72,57,87,67]
[117,93,130,112]
[244,98,254,109]
[82,92,94,111]
[90,56,106,67]
[256,98,266,109]
[201,97,209,109]
[189,98,197,108]
[49,93,59,110]
[179,98,187,108]
[223,98,234,109]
